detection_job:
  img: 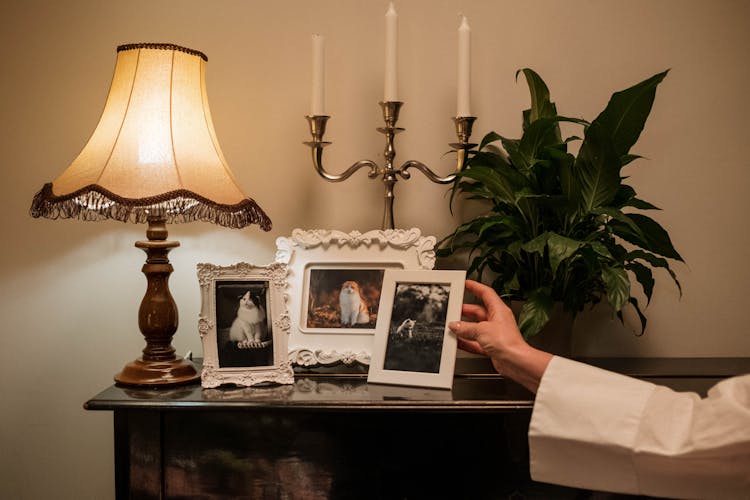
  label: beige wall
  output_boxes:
[1,0,749,497]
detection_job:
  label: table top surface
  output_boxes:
[84,357,750,412]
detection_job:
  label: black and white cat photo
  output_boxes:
[229,291,267,348]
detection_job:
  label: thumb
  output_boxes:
[448,321,479,341]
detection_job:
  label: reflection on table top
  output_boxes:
[85,357,749,412]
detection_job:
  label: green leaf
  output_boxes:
[593,70,669,157]
[612,213,683,261]
[479,131,502,151]
[516,68,559,127]
[522,232,550,255]
[506,240,524,260]
[499,136,530,172]
[602,265,630,313]
[519,118,563,168]
[547,233,584,274]
[626,261,655,304]
[458,165,519,206]
[520,231,584,278]
[468,149,512,169]
[617,297,648,335]
[626,198,661,211]
[558,151,577,207]
[467,247,495,277]
[613,185,636,207]
[439,218,481,246]
[478,215,522,239]
[518,287,553,338]
[455,183,492,200]
[628,249,667,266]
[518,117,588,172]
[627,250,682,296]
[572,121,622,212]
[613,184,660,211]
[592,207,644,238]
[589,241,614,260]
[493,273,520,296]
[435,247,452,258]
[621,154,643,167]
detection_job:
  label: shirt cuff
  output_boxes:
[529,356,656,494]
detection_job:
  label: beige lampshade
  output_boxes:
[31,43,271,230]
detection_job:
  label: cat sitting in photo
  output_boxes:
[395,318,416,339]
[339,281,370,326]
[229,291,267,346]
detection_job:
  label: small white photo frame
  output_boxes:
[197,262,294,388]
[368,269,466,390]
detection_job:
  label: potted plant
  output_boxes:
[439,69,682,341]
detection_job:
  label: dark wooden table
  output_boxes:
[85,357,749,499]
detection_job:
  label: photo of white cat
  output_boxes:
[395,318,416,338]
[339,280,370,326]
[228,290,268,348]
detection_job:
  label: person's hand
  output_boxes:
[448,279,527,374]
[449,280,552,393]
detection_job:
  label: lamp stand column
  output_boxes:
[114,215,200,386]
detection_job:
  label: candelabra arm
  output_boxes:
[398,116,477,185]
[304,110,477,230]
[311,148,379,182]
[398,160,458,184]
[306,115,379,182]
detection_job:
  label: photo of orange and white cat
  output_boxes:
[338,281,371,326]
[305,268,385,329]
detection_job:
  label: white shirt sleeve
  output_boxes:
[528,356,750,499]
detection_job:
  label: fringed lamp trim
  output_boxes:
[117,43,208,61]
[30,183,271,231]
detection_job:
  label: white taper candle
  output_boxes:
[311,34,326,115]
[384,2,399,102]
[457,15,471,117]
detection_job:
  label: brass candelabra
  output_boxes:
[305,101,477,229]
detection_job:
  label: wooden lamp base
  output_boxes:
[114,215,200,387]
[115,357,199,386]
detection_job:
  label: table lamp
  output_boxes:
[30,43,272,387]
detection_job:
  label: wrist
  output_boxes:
[499,342,553,394]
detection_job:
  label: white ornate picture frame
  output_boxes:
[197,262,294,388]
[367,269,465,390]
[275,228,436,368]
